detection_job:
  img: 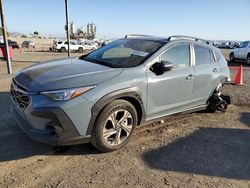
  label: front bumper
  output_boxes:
[10,98,91,146]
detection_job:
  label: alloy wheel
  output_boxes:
[103,109,133,146]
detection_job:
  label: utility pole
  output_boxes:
[65,0,70,57]
[0,0,12,74]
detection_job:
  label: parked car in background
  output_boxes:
[10,35,230,152]
[213,41,220,48]
[230,41,250,64]
[22,41,35,48]
[0,39,19,49]
[83,41,98,50]
[0,37,4,44]
[53,41,85,53]
[8,40,19,49]
[76,39,98,50]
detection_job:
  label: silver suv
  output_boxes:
[10,35,230,152]
[230,41,250,64]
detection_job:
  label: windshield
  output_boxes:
[80,39,164,68]
[239,42,248,48]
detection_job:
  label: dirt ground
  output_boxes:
[0,49,249,188]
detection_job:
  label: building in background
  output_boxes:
[70,22,97,40]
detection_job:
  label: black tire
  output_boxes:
[91,99,138,152]
[247,54,250,65]
[60,47,66,53]
[229,53,234,62]
[78,47,84,53]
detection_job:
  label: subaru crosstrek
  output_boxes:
[10,35,230,152]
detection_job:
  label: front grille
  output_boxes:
[10,82,30,110]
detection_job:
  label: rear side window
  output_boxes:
[215,51,220,61]
[194,45,211,65]
[160,44,190,69]
[210,51,216,63]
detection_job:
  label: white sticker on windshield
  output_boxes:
[131,50,149,57]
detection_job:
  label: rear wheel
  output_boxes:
[229,53,234,62]
[78,47,84,53]
[91,100,138,152]
[60,47,66,53]
[247,54,250,65]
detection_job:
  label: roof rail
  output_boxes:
[124,34,153,38]
[168,35,210,44]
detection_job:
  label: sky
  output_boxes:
[3,0,250,40]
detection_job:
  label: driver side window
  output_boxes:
[160,44,190,69]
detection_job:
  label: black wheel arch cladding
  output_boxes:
[86,87,146,135]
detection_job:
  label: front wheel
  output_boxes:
[91,100,138,152]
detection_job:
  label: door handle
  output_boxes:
[213,68,218,72]
[186,74,194,80]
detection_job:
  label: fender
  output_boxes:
[86,87,146,135]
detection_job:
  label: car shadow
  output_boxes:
[240,112,250,128]
[142,127,250,180]
[228,60,250,68]
[0,92,99,162]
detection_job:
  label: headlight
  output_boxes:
[40,86,95,101]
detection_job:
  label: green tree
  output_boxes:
[34,31,39,35]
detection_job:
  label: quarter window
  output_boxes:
[194,45,211,65]
[160,44,190,69]
[210,51,216,63]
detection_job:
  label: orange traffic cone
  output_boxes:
[234,65,243,85]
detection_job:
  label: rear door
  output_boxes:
[70,41,78,50]
[191,45,221,106]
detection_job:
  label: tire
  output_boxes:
[91,99,138,152]
[247,54,250,65]
[78,47,84,53]
[229,53,234,62]
[60,47,66,53]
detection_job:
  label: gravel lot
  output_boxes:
[0,49,249,188]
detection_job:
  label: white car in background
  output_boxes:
[230,41,250,65]
[53,41,85,53]
[76,39,98,50]
[83,41,98,50]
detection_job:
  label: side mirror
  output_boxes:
[150,61,173,75]
[161,60,174,71]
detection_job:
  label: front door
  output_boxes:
[146,43,194,120]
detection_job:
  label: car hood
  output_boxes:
[14,58,123,92]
